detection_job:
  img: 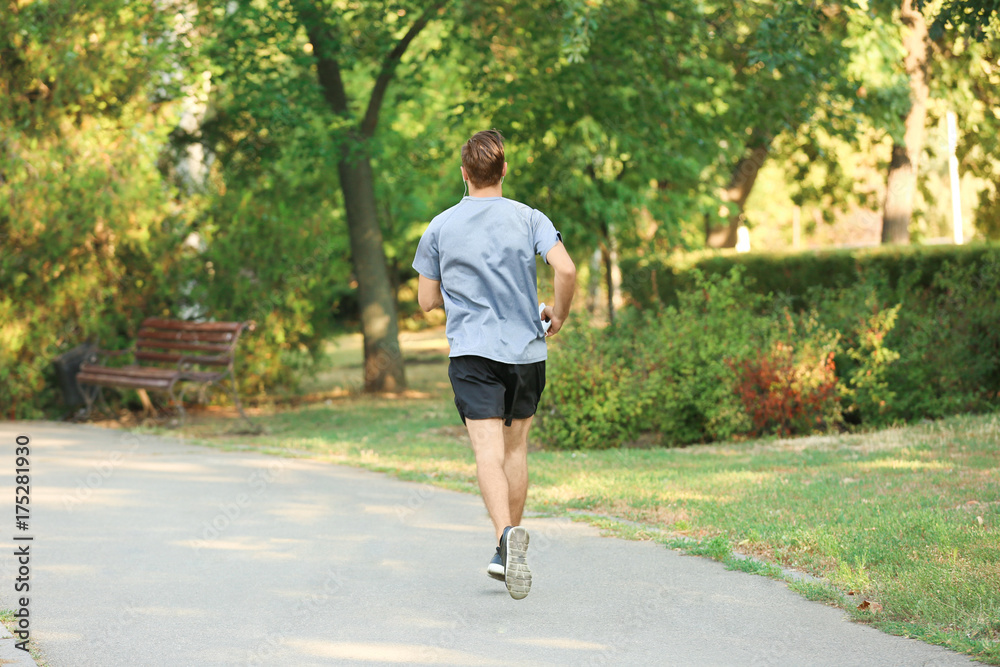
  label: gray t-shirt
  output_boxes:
[412,196,562,364]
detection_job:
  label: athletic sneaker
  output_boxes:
[500,525,531,600]
[487,547,504,581]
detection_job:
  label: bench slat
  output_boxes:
[80,365,181,380]
[137,328,235,344]
[137,339,233,354]
[135,351,230,366]
[77,372,174,391]
[140,318,245,333]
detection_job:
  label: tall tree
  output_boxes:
[704,1,863,248]
[290,1,451,392]
[881,0,931,244]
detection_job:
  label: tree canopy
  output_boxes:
[3,0,1000,415]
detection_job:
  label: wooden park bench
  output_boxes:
[76,317,255,427]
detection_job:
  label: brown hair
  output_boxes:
[461,129,505,189]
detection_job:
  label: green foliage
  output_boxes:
[885,256,1000,420]
[195,0,475,392]
[0,124,184,417]
[537,321,658,450]
[538,268,844,448]
[683,535,732,561]
[183,183,353,396]
[0,2,185,417]
[645,269,771,444]
[191,3,358,393]
[806,281,903,426]
[601,245,1000,439]
[917,0,1000,41]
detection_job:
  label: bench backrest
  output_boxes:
[135,318,252,368]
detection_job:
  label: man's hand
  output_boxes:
[540,304,565,337]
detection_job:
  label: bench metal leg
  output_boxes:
[169,381,186,429]
[225,375,259,433]
[75,379,113,422]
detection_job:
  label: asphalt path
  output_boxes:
[0,421,976,666]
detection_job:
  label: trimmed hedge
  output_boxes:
[622,243,1000,310]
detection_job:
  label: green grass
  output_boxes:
[0,608,50,666]
[169,332,1000,665]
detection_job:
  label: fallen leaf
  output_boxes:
[857,600,883,612]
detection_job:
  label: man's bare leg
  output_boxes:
[466,418,512,542]
[468,416,534,600]
[503,417,532,527]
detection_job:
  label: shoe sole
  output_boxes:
[487,561,505,581]
[503,526,531,600]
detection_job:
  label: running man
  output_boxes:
[412,129,577,600]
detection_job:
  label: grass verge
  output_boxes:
[173,391,1000,664]
[0,609,48,666]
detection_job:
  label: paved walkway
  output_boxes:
[0,422,975,666]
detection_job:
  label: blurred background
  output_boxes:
[3,0,999,427]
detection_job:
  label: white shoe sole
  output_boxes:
[487,561,505,581]
[503,526,531,600]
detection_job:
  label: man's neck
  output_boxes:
[468,184,503,198]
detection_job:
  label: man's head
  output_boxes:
[461,129,506,189]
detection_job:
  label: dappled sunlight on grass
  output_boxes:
[857,458,954,471]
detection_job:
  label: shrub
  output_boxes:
[0,124,182,418]
[537,319,656,450]
[643,268,770,445]
[619,244,1000,431]
[731,342,839,437]
[885,256,1000,420]
[541,248,1000,449]
[537,268,844,448]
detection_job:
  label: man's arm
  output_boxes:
[418,274,445,312]
[542,242,576,336]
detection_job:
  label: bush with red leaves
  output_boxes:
[730,342,840,437]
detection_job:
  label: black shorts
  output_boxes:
[448,356,546,426]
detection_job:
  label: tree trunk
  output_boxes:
[705,143,769,248]
[338,139,406,392]
[296,3,432,393]
[601,227,623,325]
[585,247,602,315]
[881,0,930,245]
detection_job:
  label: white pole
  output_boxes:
[947,111,964,245]
[792,206,801,249]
